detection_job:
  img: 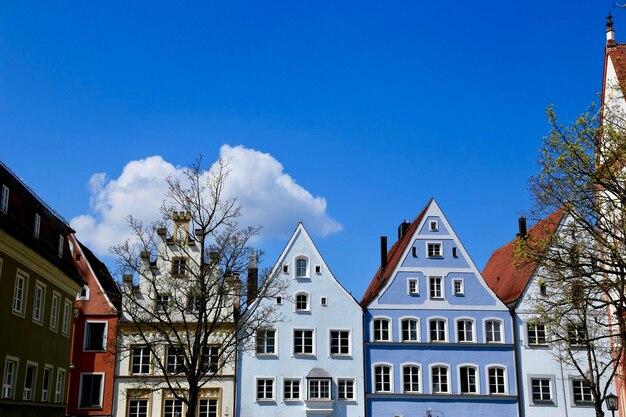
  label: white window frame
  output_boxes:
[78,372,105,409]
[77,284,90,301]
[163,398,184,417]
[294,291,309,312]
[54,368,66,403]
[83,320,108,352]
[456,318,476,343]
[62,299,72,336]
[32,281,46,324]
[256,329,277,356]
[571,379,593,405]
[426,242,443,258]
[166,346,185,374]
[452,278,464,296]
[337,378,356,401]
[50,292,60,331]
[407,278,419,295]
[429,220,439,231]
[484,319,504,343]
[401,362,421,393]
[527,322,548,346]
[41,364,53,402]
[256,377,275,402]
[486,364,508,395]
[22,361,38,401]
[12,270,28,317]
[0,185,9,214]
[307,378,332,400]
[400,317,420,342]
[320,296,328,306]
[294,256,309,278]
[131,346,151,375]
[282,377,301,401]
[372,363,393,393]
[429,276,444,300]
[428,317,448,343]
[528,375,556,405]
[372,317,392,342]
[293,328,315,356]
[127,398,149,417]
[329,329,351,356]
[457,364,480,394]
[2,356,19,399]
[430,363,451,394]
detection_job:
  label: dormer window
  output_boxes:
[57,235,64,258]
[34,214,41,238]
[427,243,442,258]
[429,220,438,231]
[295,257,308,278]
[0,185,8,214]
[77,285,90,301]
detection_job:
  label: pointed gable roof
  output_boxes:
[482,209,564,305]
[360,199,431,307]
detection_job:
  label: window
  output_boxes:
[294,330,314,355]
[283,378,300,401]
[330,330,350,355]
[23,362,37,401]
[296,258,308,278]
[431,366,449,393]
[186,293,200,312]
[315,265,321,274]
[452,247,458,257]
[488,367,506,394]
[12,272,27,316]
[171,257,186,275]
[50,293,60,331]
[77,285,90,301]
[166,347,185,374]
[459,366,478,394]
[528,323,547,345]
[407,278,419,295]
[131,347,150,374]
[403,365,420,393]
[41,365,52,402]
[457,320,474,343]
[201,346,219,373]
[572,380,593,404]
[198,399,218,417]
[156,294,170,313]
[276,296,283,305]
[485,320,503,343]
[320,296,327,306]
[427,243,442,257]
[0,185,9,214]
[54,368,66,403]
[33,282,45,323]
[34,213,41,238]
[374,365,391,392]
[453,279,464,296]
[429,220,438,231]
[256,378,274,401]
[373,318,390,341]
[58,235,64,258]
[256,329,276,355]
[62,300,71,336]
[84,322,107,351]
[338,379,355,400]
[79,373,103,408]
[2,357,18,399]
[163,398,183,417]
[282,264,289,273]
[429,276,443,299]
[531,378,553,403]
[295,293,308,311]
[429,319,447,342]
[568,323,586,347]
[401,319,419,342]
[128,399,149,417]
[539,283,547,296]
[308,378,331,400]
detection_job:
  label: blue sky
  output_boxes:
[0,0,616,299]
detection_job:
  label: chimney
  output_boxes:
[380,236,388,269]
[247,250,259,303]
[397,220,410,240]
[607,13,616,47]
[122,274,134,291]
[518,217,527,239]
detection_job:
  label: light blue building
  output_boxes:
[236,223,365,417]
[361,199,518,417]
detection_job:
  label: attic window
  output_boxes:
[283,264,289,274]
[427,243,442,258]
[320,297,327,306]
[452,247,458,258]
[34,214,41,238]
[429,220,438,231]
[315,265,321,274]
[539,283,547,297]
[0,185,8,214]
[77,285,90,301]
[58,235,64,258]
[276,296,283,305]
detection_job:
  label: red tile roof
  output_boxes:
[482,209,564,305]
[360,200,431,307]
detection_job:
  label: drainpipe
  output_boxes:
[558,355,570,417]
[510,304,524,417]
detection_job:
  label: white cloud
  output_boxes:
[71,146,342,256]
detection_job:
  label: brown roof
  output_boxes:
[360,200,431,307]
[482,209,564,305]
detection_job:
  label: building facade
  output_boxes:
[67,235,121,417]
[361,199,518,417]
[236,223,365,417]
[483,211,616,417]
[0,161,84,416]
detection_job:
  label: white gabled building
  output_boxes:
[236,223,365,417]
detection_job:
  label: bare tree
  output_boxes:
[517,102,626,416]
[112,157,286,417]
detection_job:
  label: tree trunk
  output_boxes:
[187,386,198,417]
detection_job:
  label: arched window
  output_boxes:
[295,257,308,278]
[457,319,474,343]
[401,318,419,342]
[488,366,506,394]
[402,365,420,393]
[373,318,391,341]
[374,364,392,392]
[429,319,446,342]
[431,366,449,393]
[459,366,478,394]
[485,320,503,343]
[295,293,308,311]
